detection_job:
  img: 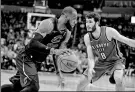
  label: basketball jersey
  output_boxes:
[42,18,67,49]
[88,26,123,62]
[25,18,67,61]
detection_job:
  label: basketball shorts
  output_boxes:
[15,48,39,90]
[83,59,125,84]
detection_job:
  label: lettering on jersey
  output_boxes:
[51,35,63,43]
[46,35,63,48]
[92,42,109,53]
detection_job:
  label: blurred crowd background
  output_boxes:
[1,0,135,76]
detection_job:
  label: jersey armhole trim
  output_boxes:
[105,26,111,42]
[87,32,92,42]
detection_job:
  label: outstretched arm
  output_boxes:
[109,27,135,48]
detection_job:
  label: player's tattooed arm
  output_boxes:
[59,29,71,49]
[107,27,135,48]
[27,19,54,54]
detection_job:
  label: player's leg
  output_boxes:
[87,65,111,91]
[2,63,23,92]
[76,68,92,91]
[1,84,14,92]
[76,68,107,91]
[109,59,125,91]
[9,70,21,86]
[78,61,117,91]
[76,61,108,91]
[1,71,22,92]
[114,69,125,91]
[16,53,40,92]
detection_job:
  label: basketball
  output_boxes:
[57,50,79,72]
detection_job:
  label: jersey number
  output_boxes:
[100,53,106,59]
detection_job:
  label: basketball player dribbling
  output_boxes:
[76,12,135,91]
[1,6,77,92]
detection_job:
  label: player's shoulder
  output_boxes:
[106,26,119,36]
[84,33,89,41]
[84,33,89,38]
[40,18,54,27]
[37,18,54,34]
[106,26,116,32]
[105,26,118,40]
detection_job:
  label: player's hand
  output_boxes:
[88,68,95,81]
[50,48,55,55]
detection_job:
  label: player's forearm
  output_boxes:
[27,33,51,54]
[126,39,135,48]
[29,39,50,53]
[87,47,95,69]
[88,58,95,69]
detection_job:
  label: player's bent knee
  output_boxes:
[20,81,39,92]
[114,70,124,83]
[20,85,39,92]
[1,84,14,92]
[20,87,38,92]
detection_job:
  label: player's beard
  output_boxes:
[90,23,96,33]
[87,23,96,33]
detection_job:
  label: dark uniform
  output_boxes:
[9,18,68,92]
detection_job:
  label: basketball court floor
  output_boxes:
[1,70,135,91]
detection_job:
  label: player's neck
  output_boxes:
[92,26,101,39]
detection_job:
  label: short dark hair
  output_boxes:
[61,6,77,15]
[85,12,101,22]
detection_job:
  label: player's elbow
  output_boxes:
[28,39,38,48]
